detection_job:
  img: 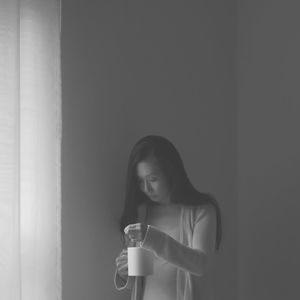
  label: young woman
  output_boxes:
[114,135,222,300]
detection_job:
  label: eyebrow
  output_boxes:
[137,172,158,179]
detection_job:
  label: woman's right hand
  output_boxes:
[115,249,128,279]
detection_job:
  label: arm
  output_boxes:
[141,205,217,276]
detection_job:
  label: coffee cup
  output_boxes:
[127,247,154,276]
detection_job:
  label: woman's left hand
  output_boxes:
[124,223,148,243]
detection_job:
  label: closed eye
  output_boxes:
[147,177,157,182]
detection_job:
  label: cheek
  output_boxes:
[151,182,159,191]
[158,182,169,195]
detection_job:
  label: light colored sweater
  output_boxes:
[115,204,217,300]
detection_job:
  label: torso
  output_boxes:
[141,204,182,300]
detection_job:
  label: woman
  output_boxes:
[114,135,222,300]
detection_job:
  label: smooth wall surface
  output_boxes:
[237,1,300,299]
[62,1,237,300]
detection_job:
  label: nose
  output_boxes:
[143,180,151,193]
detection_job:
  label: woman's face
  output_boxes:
[136,157,171,204]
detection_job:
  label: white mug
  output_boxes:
[127,247,154,276]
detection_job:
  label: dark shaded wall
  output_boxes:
[237,1,300,299]
[62,1,237,300]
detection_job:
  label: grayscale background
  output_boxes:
[61,1,300,299]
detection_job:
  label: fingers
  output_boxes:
[118,266,128,277]
[116,260,128,272]
[116,250,127,262]
[120,249,128,255]
[115,251,128,276]
[115,250,127,264]
[124,223,145,241]
[124,223,142,234]
[116,255,127,264]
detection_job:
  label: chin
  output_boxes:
[149,196,158,201]
[149,196,160,202]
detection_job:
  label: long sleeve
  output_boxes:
[141,205,216,276]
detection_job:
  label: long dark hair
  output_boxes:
[120,135,222,250]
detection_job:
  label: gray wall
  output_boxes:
[237,1,300,299]
[61,1,237,300]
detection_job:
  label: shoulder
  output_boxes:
[196,204,216,221]
[189,192,216,218]
[184,203,216,224]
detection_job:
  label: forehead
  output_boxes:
[136,158,161,178]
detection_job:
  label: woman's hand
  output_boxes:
[115,249,128,279]
[124,223,148,243]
